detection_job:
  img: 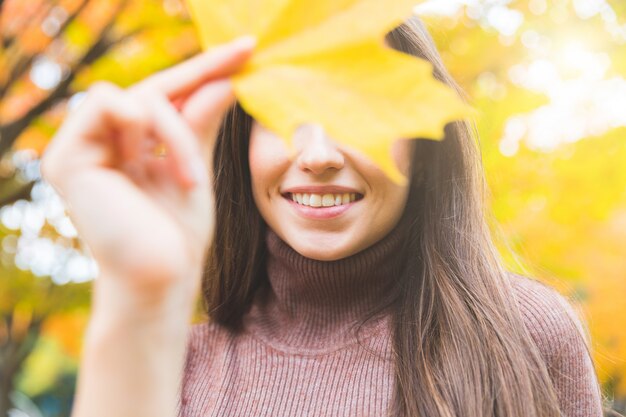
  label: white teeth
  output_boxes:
[309,194,322,207]
[322,194,335,207]
[290,192,360,207]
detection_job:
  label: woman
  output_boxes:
[41,16,604,417]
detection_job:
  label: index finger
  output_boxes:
[132,35,256,99]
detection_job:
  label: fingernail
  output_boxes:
[231,35,257,50]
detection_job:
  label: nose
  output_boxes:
[293,124,345,175]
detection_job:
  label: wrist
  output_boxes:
[93,265,201,309]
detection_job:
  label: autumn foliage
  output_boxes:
[0,0,625,415]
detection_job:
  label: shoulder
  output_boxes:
[184,319,235,358]
[507,273,604,416]
[182,320,235,379]
[508,273,589,360]
[508,272,598,362]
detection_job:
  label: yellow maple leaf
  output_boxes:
[186,0,471,183]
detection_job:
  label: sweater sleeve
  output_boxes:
[511,275,604,417]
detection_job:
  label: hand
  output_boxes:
[41,36,256,306]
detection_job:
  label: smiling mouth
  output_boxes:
[283,192,364,208]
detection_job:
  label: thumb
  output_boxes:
[181,78,236,159]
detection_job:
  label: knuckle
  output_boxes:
[128,86,162,111]
[126,98,158,132]
[129,81,159,101]
[87,81,119,96]
[84,82,149,127]
[82,81,122,110]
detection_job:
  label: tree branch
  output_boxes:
[1,1,58,52]
[0,319,43,416]
[0,15,137,156]
[0,0,90,100]
[0,179,35,207]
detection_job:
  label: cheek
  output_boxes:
[391,139,414,178]
[248,123,292,197]
[391,140,413,208]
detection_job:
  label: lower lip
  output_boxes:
[283,196,359,219]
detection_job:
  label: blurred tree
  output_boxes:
[0,252,89,416]
[0,0,199,414]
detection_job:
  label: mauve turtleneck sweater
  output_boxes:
[177,223,604,417]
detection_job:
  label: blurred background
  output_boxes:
[0,0,624,415]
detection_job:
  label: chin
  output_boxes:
[281,230,361,261]
[291,245,351,261]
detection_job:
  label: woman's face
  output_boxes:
[249,121,413,261]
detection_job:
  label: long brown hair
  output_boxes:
[203,16,594,417]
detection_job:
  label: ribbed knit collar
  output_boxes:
[243,216,410,353]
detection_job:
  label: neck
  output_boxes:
[243,217,410,351]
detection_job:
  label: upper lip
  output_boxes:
[282,185,362,195]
